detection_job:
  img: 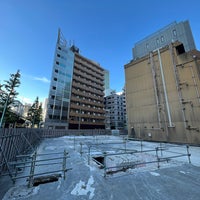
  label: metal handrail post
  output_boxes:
[155,147,160,168]
[186,145,191,164]
[103,152,107,178]
[63,149,67,180]
[28,151,37,187]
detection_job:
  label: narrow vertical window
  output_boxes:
[156,38,159,45]
[161,36,164,42]
[173,29,177,37]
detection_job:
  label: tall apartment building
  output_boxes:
[104,90,127,130]
[125,41,200,144]
[132,20,196,59]
[45,30,105,129]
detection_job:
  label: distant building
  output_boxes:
[45,29,105,129]
[42,98,48,122]
[104,90,127,130]
[103,69,110,90]
[125,41,200,144]
[132,20,196,59]
[23,103,32,118]
[103,69,116,96]
[10,100,24,116]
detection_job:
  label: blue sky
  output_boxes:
[0,0,200,104]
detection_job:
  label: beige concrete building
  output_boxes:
[125,42,200,144]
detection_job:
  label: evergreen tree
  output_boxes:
[27,97,43,128]
[0,70,21,127]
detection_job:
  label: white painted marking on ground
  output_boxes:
[150,172,160,176]
[44,146,57,150]
[57,178,62,190]
[71,176,95,199]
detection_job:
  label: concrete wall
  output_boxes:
[125,42,200,144]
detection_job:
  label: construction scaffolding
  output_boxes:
[75,136,191,178]
[9,150,70,187]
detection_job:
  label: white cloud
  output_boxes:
[33,76,50,83]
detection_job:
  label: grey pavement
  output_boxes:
[1,136,200,200]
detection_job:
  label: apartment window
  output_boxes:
[161,36,164,42]
[173,29,177,37]
[156,38,159,45]
[52,86,56,90]
[58,47,61,50]
[55,69,58,73]
[57,54,61,57]
[49,115,52,119]
[56,61,59,65]
[54,77,57,81]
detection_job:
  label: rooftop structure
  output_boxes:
[132,20,196,59]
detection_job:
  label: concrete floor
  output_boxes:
[1,135,200,200]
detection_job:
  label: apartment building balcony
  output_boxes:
[69,112,105,120]
[74,56,104,75]
[74,61,104,81]
[71,89,103,101]
[73,65,104,84]
[69,104,105,114]
[70,96,104,108]
[72,82,104,96]
[69,119,105,126]
[73,73,103,90]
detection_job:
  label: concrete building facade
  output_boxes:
[125,42,200,144]
[132,20,196,60]
[45,30,105,129]
[104,90,127,130]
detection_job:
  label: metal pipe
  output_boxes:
[12,168,72,180]
[63,149,67,180]
[150,52,162,128]
[21,132,34,152]
[169,44,187,128]
[157,49,174,127]
[190,65,200,103]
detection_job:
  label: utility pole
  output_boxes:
[0,94,9,128]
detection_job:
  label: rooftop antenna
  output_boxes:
[57,28,67,47]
